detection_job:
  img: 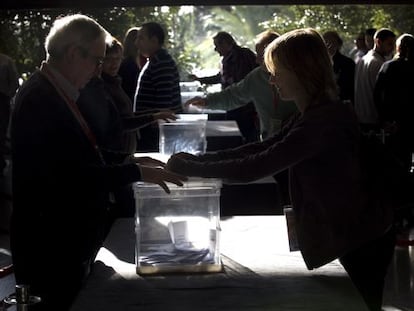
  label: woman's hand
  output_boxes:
[153,110,177,122]
[188,74,199,81]
[139,165,187,194]
[166,152,201,176]
[170,152,200,161]
[133,156,166,167]
[184,97,206,108]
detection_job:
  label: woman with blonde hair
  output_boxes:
[118,27,146,101]
[167,28,395,311]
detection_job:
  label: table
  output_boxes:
[206,120,244,151]
[220,176,282,216]
[157,118,243,152]
[70,216,369,311]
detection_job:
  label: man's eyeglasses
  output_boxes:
[77,46,104,67]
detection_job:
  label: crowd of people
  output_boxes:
[0,12,413,311]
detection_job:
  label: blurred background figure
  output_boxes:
[79,36,176,220]
[185,30,297,206]
[134,22,182,152]
[0,50,18,237]
[349,31,368,64]
[375,33,414,172]
[189,31,257,88]
[354,28,396,131]
[101,37,176,219]
[189,31,259,142]
[365,28,377,51]
[118,27,147,102]
[0,51,19,176]
[185,30,297,140]
[323,30,355,104]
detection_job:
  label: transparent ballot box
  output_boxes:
[134,178,222,275]
[158,117,207,156]
[180,81,202,93]
[180,81,204,106]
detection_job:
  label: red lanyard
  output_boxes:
[40,63,105,164]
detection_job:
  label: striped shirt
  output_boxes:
[133,48,181,112]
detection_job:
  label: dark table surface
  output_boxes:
[70,216,369,311]
[205,120,244,151]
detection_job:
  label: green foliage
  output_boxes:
[1,5,413,80]
[0,6,201,81]
[0,9,63,76]
[263,4,414,54]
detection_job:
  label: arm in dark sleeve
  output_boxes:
[197,112,298,162]
[167,121,319,183]
[101,148,130,164]
[122,113,154,131]
[198,73,221,85]
[12,87,143,194]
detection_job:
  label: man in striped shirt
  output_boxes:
[133,22,181,151]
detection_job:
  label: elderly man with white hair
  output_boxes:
[10,14,185,311]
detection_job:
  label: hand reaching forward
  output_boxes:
[184,97,206,108]
[166,152,202,176]
[140,165,188,194]
[170,152,200,161]
[188,74,199,81]
[132,156,166,168]
[153,110,177,122]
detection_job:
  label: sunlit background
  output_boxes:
[1,4,413,84]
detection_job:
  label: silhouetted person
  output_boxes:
[118,27,146,102]
[0,51,19,175]
[167,28,395,311]
[190,31,259,142]
[323,30,355,104]
[375,33,414,172]
[186,30,297,139]
[354,28,396,130]
[349,31,368,64]
[10,14,185,311]
[134,22,182,151]
[365,28,377,51]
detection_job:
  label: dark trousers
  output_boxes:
[226,102,259,143]
[0,93,10,174]
[339,227,396,311]
[273,169,290,206]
